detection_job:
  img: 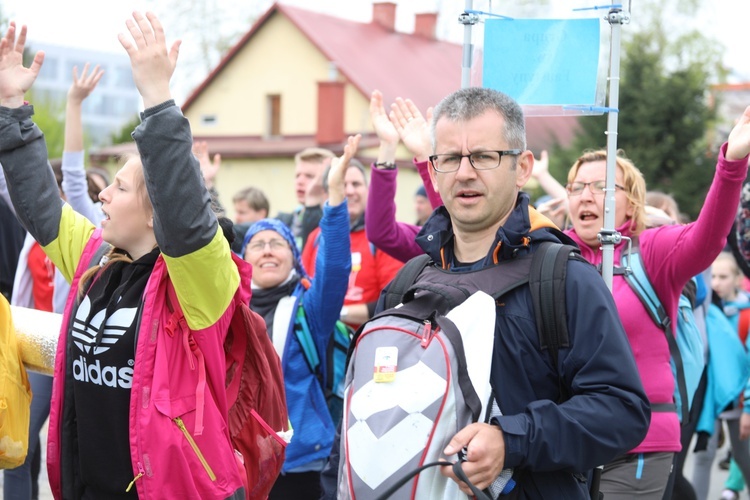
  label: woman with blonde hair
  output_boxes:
[0,13,248,498]
[563,124,750,500]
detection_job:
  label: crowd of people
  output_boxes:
[1,10,750,500]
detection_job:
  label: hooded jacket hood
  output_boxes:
[415,192,577,269]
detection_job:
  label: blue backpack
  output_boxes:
[621,250,705,424]
[292,299,353,425]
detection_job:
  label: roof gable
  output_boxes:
[183,2,463,113]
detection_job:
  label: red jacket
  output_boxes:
[302,226,403,328]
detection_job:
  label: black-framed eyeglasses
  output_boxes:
[565,180,625,196]
[428,150,522,173]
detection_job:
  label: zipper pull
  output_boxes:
[126,462,145,492]
[420,320,432,348]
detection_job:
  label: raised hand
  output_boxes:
[532,150,550,179]
[328,134,361,207]
[192,140,221,188]
[727,105,750,161]
[118,12,180,109]
[304,165,327,207]
[389,97,432,161]
[370,90,399,147]
[68,63,104,105]
[0,22,44,108]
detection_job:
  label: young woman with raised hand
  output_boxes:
[0,13,247,499]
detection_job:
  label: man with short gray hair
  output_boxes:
[323,87,650,499]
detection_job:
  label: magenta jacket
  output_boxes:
[365,159,442,262]
[565,143,748,453]
[48,230,249,499]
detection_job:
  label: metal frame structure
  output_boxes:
[459,1,631,290]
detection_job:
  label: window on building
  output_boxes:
[114,66,134,88]
[267,94,281,137]
[83,94,106,115]
[201,115,217,126]
[37,57,58,81]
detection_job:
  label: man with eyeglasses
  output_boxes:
[324,87,650,499]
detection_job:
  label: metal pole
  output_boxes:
[598,4,629,291]
[459,1,479,88]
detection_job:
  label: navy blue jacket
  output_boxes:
[322,193,649,499]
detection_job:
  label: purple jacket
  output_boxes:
[365,159,442,262]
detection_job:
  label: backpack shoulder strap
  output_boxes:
[383,254,432,310]
[529,243,576,359]
[621,248,688,420]
[292,303,322,374]
[622,250,670,330]
[528,242,578,400]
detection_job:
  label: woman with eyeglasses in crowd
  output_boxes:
[562,121,750,500]
[241,136,355,500]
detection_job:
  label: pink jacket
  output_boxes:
[566,143,748,453]
[47,230,250,499]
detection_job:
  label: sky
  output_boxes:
[2,0,748,103]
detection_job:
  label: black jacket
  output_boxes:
[323,193,649,499]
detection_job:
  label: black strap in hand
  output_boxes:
[373,460,492,500]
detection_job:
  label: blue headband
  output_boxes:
[241,218,307,279]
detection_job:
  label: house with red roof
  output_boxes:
[92,2,579,221]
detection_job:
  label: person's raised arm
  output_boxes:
[327,134,360,207]
[647,105,750,289]
[530,150,568,200]
[192,140,220,190]
[64,63,103,153]
[62,63,105,225]
[119,12,236,328]
[727,106,750,162]
[389,97,442,209]
[304,136,358,356]
[192,140,226,216]
[0,23,92,281]
[365,91,426,263]
[0,23,43,109]
[118,12,178,109]
[325,133,367,325]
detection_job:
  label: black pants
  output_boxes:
[270,471,322,500]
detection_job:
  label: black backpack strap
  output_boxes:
[382,254,432,310]
[529,242,577,400]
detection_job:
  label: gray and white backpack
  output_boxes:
[337,242,579,500]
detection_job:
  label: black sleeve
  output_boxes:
[0,198,25,300]
[133,101,217,257]
[299,205,324,249]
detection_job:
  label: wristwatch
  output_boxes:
[374,161,397,170]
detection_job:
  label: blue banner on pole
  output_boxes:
[483,18,601,107]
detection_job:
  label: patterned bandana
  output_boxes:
[241,218,308,279]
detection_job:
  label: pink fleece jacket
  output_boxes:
[565,143,748,453]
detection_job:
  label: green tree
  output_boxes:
[551,19,724,219]
[110,115,142,145]
[24,88,65,159]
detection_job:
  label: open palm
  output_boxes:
[0,23,44,106]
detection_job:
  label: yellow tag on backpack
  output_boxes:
[0,294,31,469]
